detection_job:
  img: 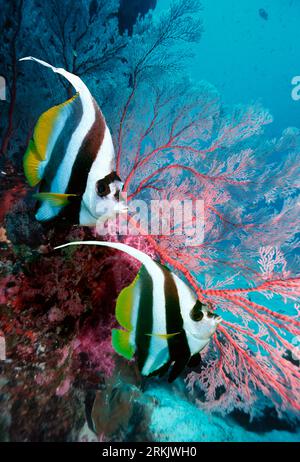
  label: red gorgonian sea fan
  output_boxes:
[1,0,299,422]
[109,67,300,417]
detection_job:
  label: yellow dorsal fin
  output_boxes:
[33,192,78,207]
[112,328,135,360]
[23,93,79,186]
[115,274,140,331]
[33,93,79,161]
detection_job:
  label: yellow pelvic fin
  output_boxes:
[115,274,140,331]
[23,140,42,186]
[33,192,78,207]
[146,332,181,339]
[112,328,135,360]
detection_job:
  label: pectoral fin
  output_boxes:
[145,332,180,339]
[33,192,78,207]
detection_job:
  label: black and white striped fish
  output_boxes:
[20,57,127,225]
[55,240,222,382]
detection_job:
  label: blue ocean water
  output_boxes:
[158,0,300,136]
[1,0,299,444]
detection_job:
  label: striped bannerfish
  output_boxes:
[55,240,222,382]
[20,56,127,225]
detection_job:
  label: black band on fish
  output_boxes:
[188,353,202,368]
[135,265,154,372]
[160,264,191,380]
[41,95,84,190]
[63,101,106,223]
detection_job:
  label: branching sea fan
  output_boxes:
[0,0,299,440]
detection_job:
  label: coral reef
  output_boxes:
[0,195,145,440]
[0,0,299,441]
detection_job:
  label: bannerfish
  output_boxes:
[20,56,127,225]
[55,240,222,382]
[259,8,268,20]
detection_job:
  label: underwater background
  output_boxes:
[0,0,300,442]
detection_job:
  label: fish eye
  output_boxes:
[96,180,110,197]
[190,300,204,322]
